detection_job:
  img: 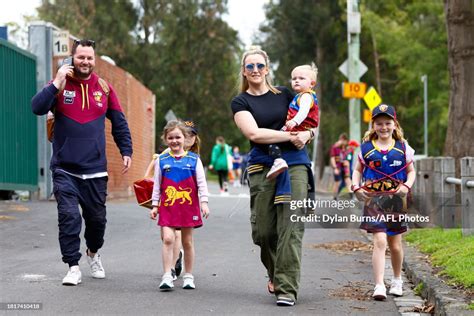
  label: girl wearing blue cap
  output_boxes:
[351,104,416,301]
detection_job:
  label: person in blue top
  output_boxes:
[352,104,416,301]
[31,39,132,286]
[231,146,243,187]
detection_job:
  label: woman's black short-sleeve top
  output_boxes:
[231,86,296,151]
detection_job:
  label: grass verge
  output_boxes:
[405,228,474,289]
[413,282,424,296]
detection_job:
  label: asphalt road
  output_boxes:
[0,184,401,315]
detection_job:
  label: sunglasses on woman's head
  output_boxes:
[245,63,266,72]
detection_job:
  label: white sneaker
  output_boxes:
[182,273,195,289]
[266,158,288,180]
[159,272,174,290]
[86,251,105,279]
[372,284,387,300]
[389,278,403,296]
[62,266,82,286]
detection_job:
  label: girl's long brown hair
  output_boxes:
[187,133,201,155]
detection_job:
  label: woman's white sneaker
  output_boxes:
[87,252,105,279]
[62,266,82,286]
[372,284,387,300]
[389,278,403,296]
[182,273,195,289]
[159,272,174,290]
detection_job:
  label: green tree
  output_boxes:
[151,1,242,162]
[361,1,449,157]
[260,0,347,172]
[261,0,449,170]
[37,0,138,66]
[36,0,244,162]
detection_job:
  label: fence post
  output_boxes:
[412,159,423,214]
[413,159,422,196]
[433,158,456,228]
[417,158,435,223]
[461,157,474,236]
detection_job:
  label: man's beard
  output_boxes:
[74,66,93,79]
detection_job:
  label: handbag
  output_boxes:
[133,153,159,209]
[133,177,154,209]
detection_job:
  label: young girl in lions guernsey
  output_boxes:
[150,120,210,291]
[351,104,416,301]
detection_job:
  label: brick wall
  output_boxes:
[53,55,156,199]
[96,59,156,198]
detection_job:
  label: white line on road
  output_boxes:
[21,274,47,281]
[208,193,250,198]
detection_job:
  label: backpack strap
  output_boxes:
[98,77,110,96]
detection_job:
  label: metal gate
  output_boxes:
[0,39,38,192]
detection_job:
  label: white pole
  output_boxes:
[421,75,428,156]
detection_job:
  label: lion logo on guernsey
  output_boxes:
[164,186,193,206]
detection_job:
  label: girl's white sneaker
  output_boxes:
[159,272,174,290]
[372,284,387,300]
[182,273,195,289]
[389,278,403,296]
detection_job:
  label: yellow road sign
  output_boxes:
[363,87,382,110]
[363,109,371,123]
[342,82,367,99]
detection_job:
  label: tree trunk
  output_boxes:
[443,0,474,173]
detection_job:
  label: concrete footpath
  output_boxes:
[1,183,431,315]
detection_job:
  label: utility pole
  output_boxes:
[421,75,428,156]
[347,0,362,143]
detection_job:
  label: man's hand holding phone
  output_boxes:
[53,57,74,91]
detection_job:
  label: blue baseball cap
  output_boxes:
[183,119,198,134]
[372,104,397,121]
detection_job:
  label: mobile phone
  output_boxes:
[61,56,73,67]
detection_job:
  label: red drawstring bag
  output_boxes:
[133,178,154,209]
[134,154,159,209]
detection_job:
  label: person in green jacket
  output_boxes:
[209,136,232,194]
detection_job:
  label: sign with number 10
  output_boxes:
[342,82,367,99]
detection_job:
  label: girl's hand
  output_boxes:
[201,202,210,219]
[395,185,410,197]
[290,131,311,149]
[150,207,158,220]
[355,189,370,202]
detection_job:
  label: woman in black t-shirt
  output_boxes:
[230,46,315,307]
